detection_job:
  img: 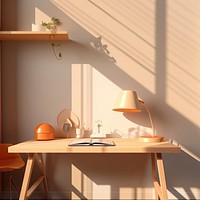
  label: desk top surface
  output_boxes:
[8,138,181,154]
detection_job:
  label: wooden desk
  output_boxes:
[8,138,181,200]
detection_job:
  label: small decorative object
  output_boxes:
[90,120,106,138]
[113,90,164,142]
[34,123,55,140]
[57,109,80,138]
[42,17,63,60]
[96,120,103,134]
[31,23,46,32]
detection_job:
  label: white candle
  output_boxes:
[76,128,82,138]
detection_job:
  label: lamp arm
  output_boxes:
[142,103,155,136]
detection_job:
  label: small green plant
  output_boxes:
[49,35,62,60]
[42,17,61,31]
[51,40,62,60]
[42,17,63,60]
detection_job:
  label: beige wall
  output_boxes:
[1,0,200,199]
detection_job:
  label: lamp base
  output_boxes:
[139,135,164,143]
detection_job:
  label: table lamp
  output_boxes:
[112,90,163,142]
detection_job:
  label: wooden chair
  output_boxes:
[0,143,25,200]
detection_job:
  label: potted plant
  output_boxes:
[42,17,62,60]
[42,17,61,33]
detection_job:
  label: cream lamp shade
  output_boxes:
[113,90,163,142]
[113,90,141,112]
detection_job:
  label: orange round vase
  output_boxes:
[34,123,55,140]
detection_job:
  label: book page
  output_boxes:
[68,138,92,146]
[91,139,115,146]
[68,138,115,146]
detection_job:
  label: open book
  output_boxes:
[68,138,115,146]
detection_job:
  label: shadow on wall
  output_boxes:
[47,0,200,199]
[2,0,200,199]
[45,153,151,200]
[56,0,200,199]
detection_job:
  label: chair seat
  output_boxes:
[0,143,25,199]
[0,156,25,171]
[0,143,25,171]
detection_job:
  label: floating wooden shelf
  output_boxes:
[0,31,68,41]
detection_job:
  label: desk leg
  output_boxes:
[151,153,168,200]
[37,153,49,199]
[19,153,49,200]
[19,153,35,200]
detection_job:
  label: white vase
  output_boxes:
[32,24,46,32]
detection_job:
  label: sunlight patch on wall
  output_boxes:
[50,0,156,93]
[71,64,93,133]
[92,67,120,135]
[119,187,154,200]
[168,187,200,200]
[166,0,200,126]
[72,164,93,199]
[34,7,51,24]
[92,68,153,137]
[92,183,111,199]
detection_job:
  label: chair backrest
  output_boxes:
[0,143,25,171]
[0,144,12,159]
